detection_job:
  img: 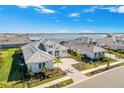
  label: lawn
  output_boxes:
[72,58,117,71]
[107,49,124,58]
[0,48,21,81]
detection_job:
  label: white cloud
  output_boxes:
[101,6,124,13]
[17,5,28,9]
[83,6,124,13]
[61,6,66,10]
[17,5,55,14]
[68,13,80,17]
[34,7,55,14]
[83,6,98,13]
[85,18,93,22]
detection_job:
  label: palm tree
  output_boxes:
[76,51,84,61]
[107,61,110,70]
[55,57,62,73]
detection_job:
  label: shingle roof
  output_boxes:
[22,40,55,64]
[62,37,106,53]
[39,38,68,50]
[0,37,32,45]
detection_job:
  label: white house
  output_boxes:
[97,35,124,50]
[62,37,106,59]
[39,38,68,57]
[0,37,32,48]
[21,41,55,73]
[21,38,68,73]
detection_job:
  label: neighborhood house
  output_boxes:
[62,37,106,59]
[0,37,32,48]
[97,35,124,50]
[22,38,68,73]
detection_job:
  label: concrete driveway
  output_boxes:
[54,58,87,82]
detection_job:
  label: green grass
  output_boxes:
[47,79,73,88]
[72,58,117,71]
[85,62,124,77]
[0,48,21,81]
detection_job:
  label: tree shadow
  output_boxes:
[7,52,22,82]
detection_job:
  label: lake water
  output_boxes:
[29,33,107,41]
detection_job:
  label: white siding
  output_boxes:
[27,61,53,73]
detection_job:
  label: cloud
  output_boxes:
[17,5,28,9]
[83,6,98,13]
[34,7,55,14]
[85,18,93,22]
[83,6,124,13]
[98,6,124,13]
[68,13,80,17]
[17,5,55,14]
[61,6,66,10]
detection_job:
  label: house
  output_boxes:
[62,37,106,59]
[39,38,68,57]
[0,37,32,48]
[21,41,55,73]
[21,38,68,73]
[97,35,124,50]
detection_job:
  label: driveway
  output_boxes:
[54,58,87,82]
[68,66,124,88]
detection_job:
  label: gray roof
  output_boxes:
[71,44,106,53]
[62,37,106,53]
[22,41,55,64]
[62,37,96,47]
[97,36,124,47]
[39,38,68,50]
[0,37,32,45]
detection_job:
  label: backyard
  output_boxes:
[0,48,21,81]
[0,48,68,88]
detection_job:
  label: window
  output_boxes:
[49,45,53,48]
[95,53,97,57]
[55,51,59,56]
[48,51,53,55]
[63,51,66,53]
[39,63,42,69]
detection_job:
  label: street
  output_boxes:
[68,66,124,88]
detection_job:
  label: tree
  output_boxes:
[28,66,34,78]
[76,51,84,61]
[55,57,62,73]
[107,60,110,70]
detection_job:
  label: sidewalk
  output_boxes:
[34,76,71,88]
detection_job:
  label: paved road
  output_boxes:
[54,58,88,82]
[68,66,124,88]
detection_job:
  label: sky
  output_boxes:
[0,5,124,33]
